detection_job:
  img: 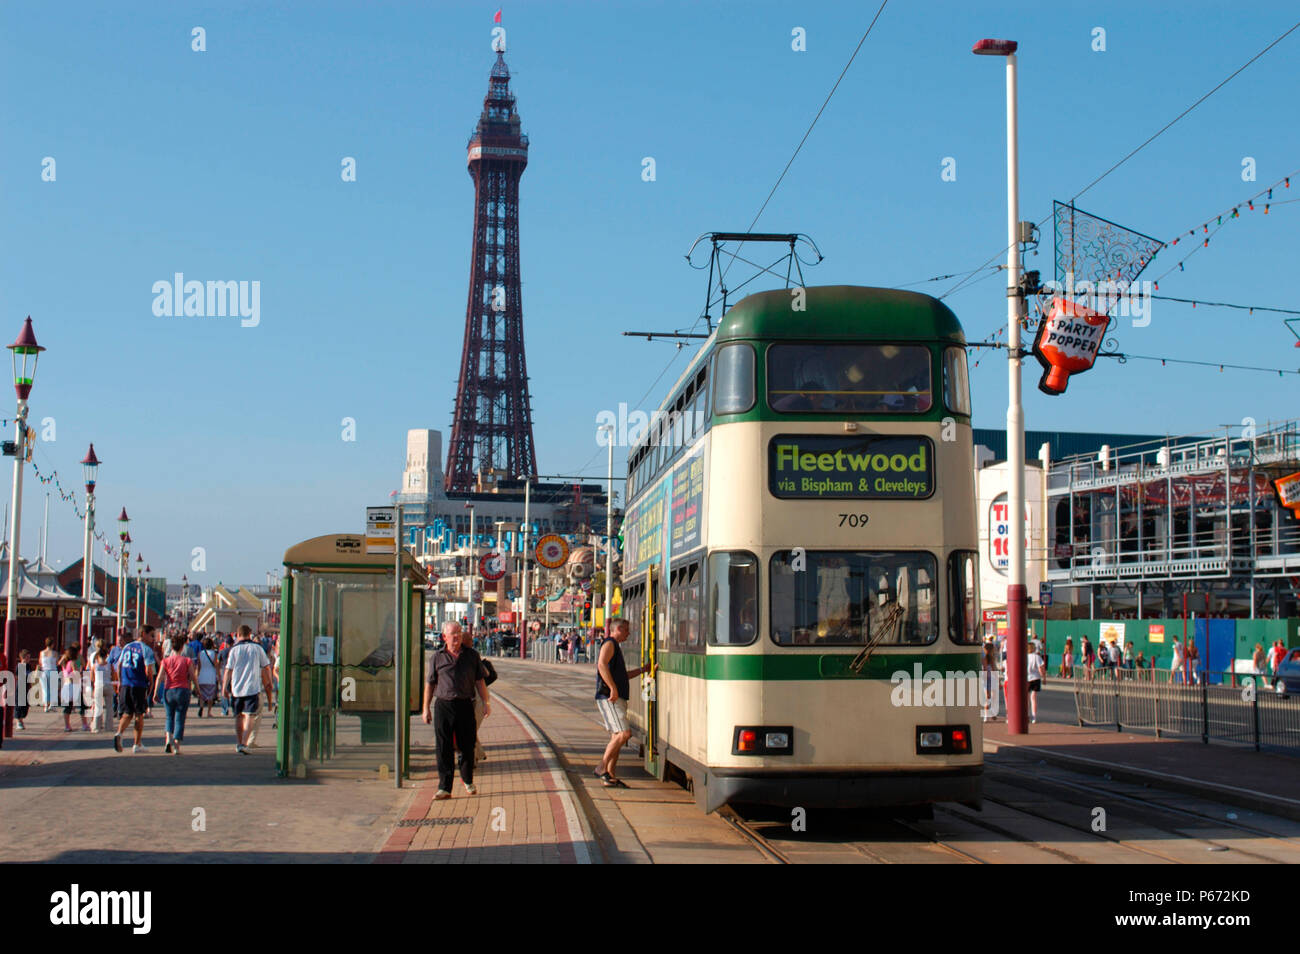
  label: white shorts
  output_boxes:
[595,697,629,734]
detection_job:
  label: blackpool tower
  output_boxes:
[445,51,538,492]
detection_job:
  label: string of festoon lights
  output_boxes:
[972,166,1294,363]
[28,448,127,563]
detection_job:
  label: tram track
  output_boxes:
[981,760,1295,863]
[494,663,1298,863]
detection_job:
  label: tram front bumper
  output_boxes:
[706,765,982,811]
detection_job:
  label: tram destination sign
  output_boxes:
[768,434,934,499]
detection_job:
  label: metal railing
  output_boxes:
[1072,669,1300,752]
[527,639,593,665]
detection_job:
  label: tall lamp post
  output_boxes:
[78,445,100,658]
[117,509,130,636]
[135,555,144,631]
[181,573,189,631]
[2,317,44,739]
[973,37,1028,734]
[464,501,476,632]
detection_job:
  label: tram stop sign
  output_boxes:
[1039,582,1053,607]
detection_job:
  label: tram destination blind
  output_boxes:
[768,434,934,500]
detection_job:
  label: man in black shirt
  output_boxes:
[594,618,647,787]
[422,621,491,798]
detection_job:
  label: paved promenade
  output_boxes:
[0,705,410,862]
[374,695,592,864]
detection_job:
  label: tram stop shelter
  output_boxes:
[278,534,426,783]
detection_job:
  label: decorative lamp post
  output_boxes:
[973,36,1028,734]
[181,573,188,631]
[135,555,144,631]
[3,317,44,738]
[117,507,130,636]
[78,444,100,657]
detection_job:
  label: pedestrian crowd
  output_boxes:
[4,624,279,757]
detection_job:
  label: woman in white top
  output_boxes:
[1026,641,1044,723]
[91,650,111,731]
[194,636,221,717]
[38,637,59,712]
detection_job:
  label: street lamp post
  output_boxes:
[520,479,530,657]
[139,563,150,632]
[79,445,100,658]
[135,555,144,631]
[117,508,130,636]
[464,502,476,632]
[973,37,1028,734]
[182,573,189,631]
[2,317,44,738]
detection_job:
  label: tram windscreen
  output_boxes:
[769,550,937,645]
[767,344,932,413]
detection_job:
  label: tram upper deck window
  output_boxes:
[769,550,938,646]
[767,344,932,414]
[708,551,758,645]
[714,343,756,415]
[943,346,971,416]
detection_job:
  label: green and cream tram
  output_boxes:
[619,285,983,813]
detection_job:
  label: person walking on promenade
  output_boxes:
[113,625,157,752]
[58,645,91,733]
[1170,638,1185,685]
[195,637,220,717]
[1252,643,1267,689]
[38,637,58,712]
[14,648,33,729]
[216,633,234,716]
[90,646,111,732]
[1025,638,1044,724]
[221,625,274,755]
[981,641,999,722]
[1081,635,1095,680]
[1186,640,1200,684]
[154,633,200,754]
[421,621,490,798]
[1059,637,1074,679]
[106,632,126,720]
[594,618,647,787]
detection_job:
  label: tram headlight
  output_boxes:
[919,731,944,749]
[764,732,790,750]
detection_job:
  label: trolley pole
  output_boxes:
[974,36,1028,734]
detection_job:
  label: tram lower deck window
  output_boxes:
[769,550,938,646]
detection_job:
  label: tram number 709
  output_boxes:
[837,513,870,528]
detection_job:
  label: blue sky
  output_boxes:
[1,0,1297,584]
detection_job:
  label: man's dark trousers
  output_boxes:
[434,697,477,790]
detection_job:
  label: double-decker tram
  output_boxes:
[620,285,983,813]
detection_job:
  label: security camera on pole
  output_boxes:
[2,317,44,739]
[973,36,1029,734]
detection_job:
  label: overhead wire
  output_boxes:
[940,19,1300,302]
